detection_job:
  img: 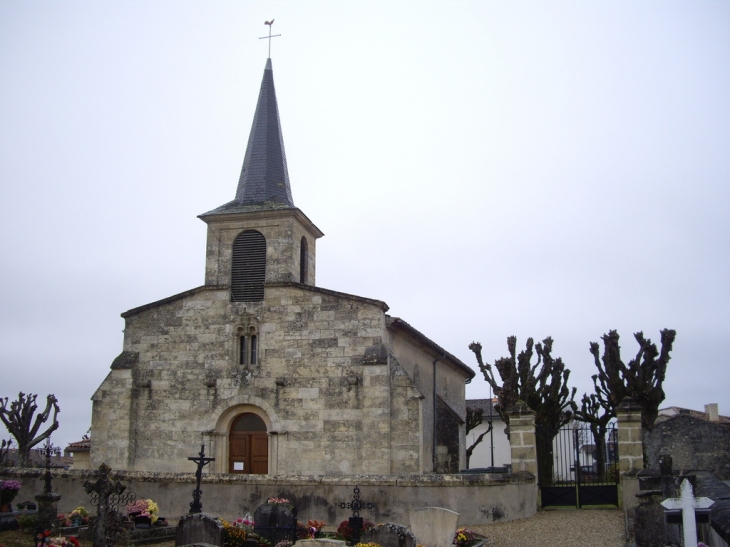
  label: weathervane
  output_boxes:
[259,19,281,58]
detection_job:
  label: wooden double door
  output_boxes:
[229,413,268,474]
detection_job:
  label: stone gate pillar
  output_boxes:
[616,396,644,510]
[508,401,537,478]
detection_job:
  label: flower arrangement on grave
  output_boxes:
[306,520,326,538]
[33,530,80,547]
[125,499,159,523]
[354,543,382,547]
[335,520,375,541]
[221,519,249,547]
[45,535,80,547]
[453,527,475,547]
[1,480,21,505]
[274,541,293,547]
[54,514,72,528]
[266,497,290,505]
[68,506,89,526]
[233,513,255,533]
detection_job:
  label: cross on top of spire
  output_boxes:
[260,19,281,58]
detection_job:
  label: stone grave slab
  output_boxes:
[176,513,224,547]
[361,523,416,547]
[409,507,459,547]
[254,503,297,545]
[296,540,346,547]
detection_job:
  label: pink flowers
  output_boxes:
[266,497,290,505]
[126,499,159,523]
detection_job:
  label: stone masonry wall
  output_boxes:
[91,282,422,476]
[645,415,730,479]
[203,211,319,287]
[0,467,536,526]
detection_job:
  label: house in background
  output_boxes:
[646,402,730,480]
[465,398,511,469]
[64,437,90,470]
[656,403,730,424]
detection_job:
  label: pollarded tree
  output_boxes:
[590,329,676,432]
[469,336,576,485]
[0,393,60,467]
[465,407,492,469]
[572,376,615,481]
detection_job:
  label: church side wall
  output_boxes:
[0,468,537,525]
[91,284,401,475]
[387,333,469,473]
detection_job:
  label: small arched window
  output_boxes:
[237,326,259,366]
[299,237,308,284]
[231,230,266,301]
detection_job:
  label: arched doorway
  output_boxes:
[229,413,268,474]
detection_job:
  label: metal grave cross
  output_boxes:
[339,486,375,544]
[188,444,215,514]
[39,438,60,494]
[259,19,281,58]
[661,478,714,547]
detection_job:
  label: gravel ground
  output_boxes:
[469,508,627,547]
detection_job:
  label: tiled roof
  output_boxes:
[657,406,730,425]
[65,439,90,452]
[466,398,500,419]
[203,58,293,217]
[385,316,475,381]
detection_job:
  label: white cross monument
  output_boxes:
[660,478,714,547]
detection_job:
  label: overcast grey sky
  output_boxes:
[1,1,728,450]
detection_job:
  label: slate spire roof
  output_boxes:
[201,58,294,216]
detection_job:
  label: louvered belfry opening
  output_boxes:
[231,230,266,301]
[299,237,308,284]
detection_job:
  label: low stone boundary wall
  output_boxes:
[0,469,536,526]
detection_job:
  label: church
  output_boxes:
[90,58,475,476]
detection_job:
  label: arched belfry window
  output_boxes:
[231,230,266,302]
[299,237,308,284]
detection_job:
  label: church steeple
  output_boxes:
[199,57,322,289]
[235,58,293,207]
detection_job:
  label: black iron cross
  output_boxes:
[259,19,281,58]
[188,444,215,514]
[339,486,375,545]
[40,438,60,494]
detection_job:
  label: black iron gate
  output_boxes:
[539,422,619,508]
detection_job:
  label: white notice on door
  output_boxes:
[234,462,244,471]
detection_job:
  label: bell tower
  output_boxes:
[199,58,323,297]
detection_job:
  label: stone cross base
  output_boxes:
[35,492,61,531]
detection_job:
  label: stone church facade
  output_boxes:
[90,58,474,475]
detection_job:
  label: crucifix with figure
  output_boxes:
[188,444,215,513]
[260,19,281,58]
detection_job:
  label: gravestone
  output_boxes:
[409,507,459,547]
[661,479,714,547]
[176,513,224,547]
[361,523,416,547]
[634,491,665,547]
[254,503,297,545]
[297,540,346,547]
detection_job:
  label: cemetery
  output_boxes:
[1,396,729,547]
